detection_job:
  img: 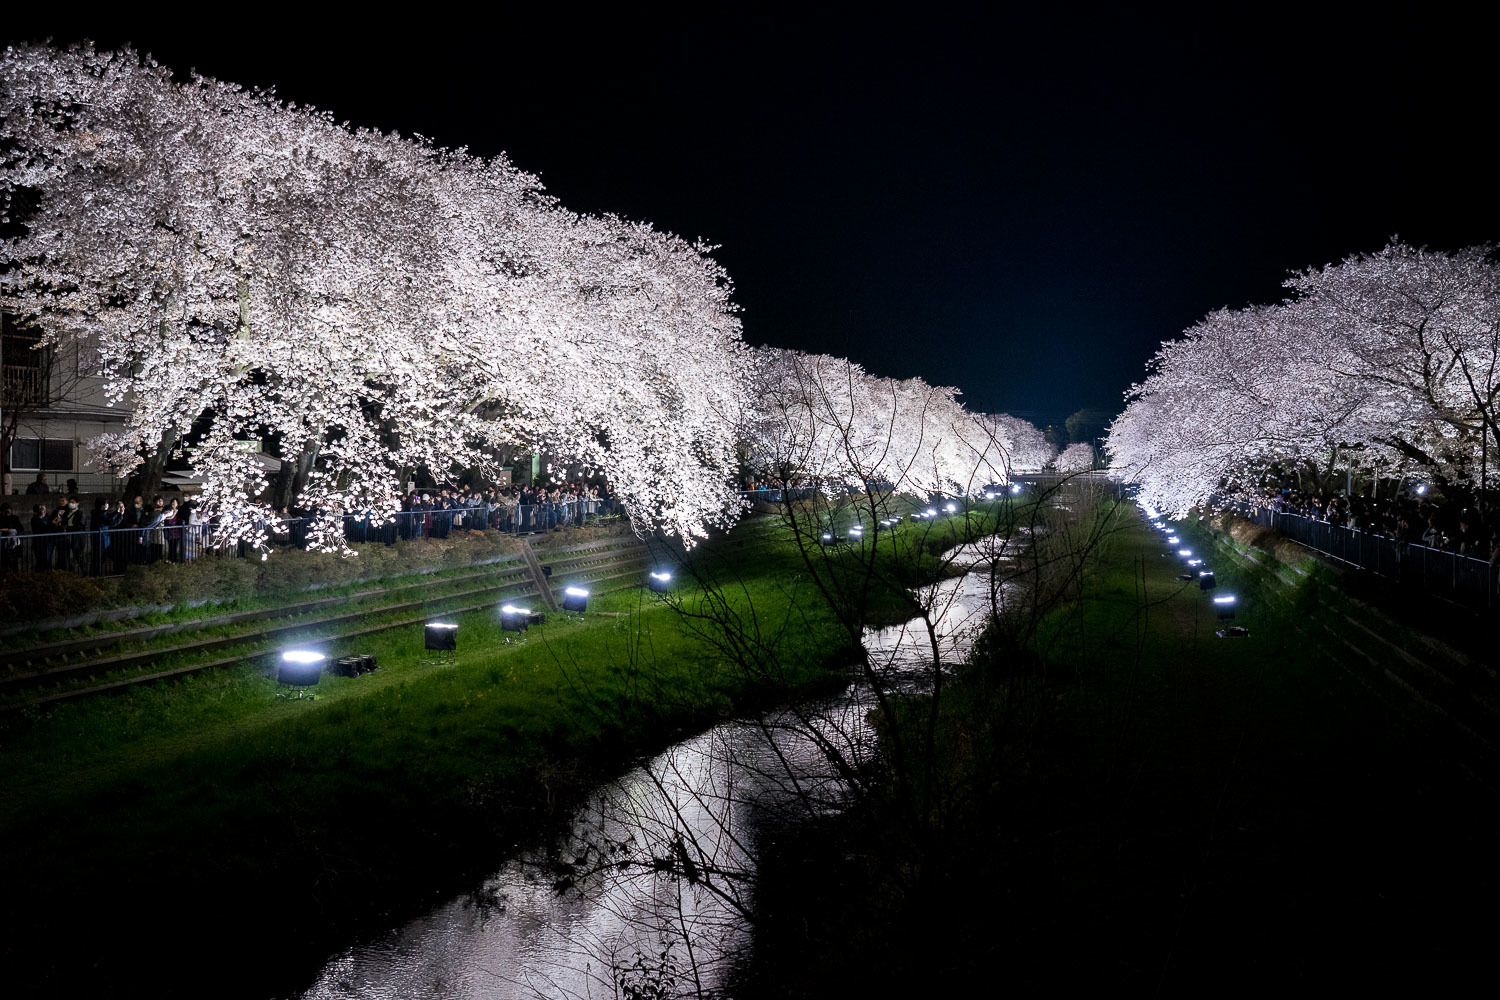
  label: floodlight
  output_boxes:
[1199,571,1217,590]
[1010,484,1022,495]
[501,604,531,632]
[1417,484,1428,495]
[1213,594,1236,619]
[944,503,957,513]
[1187,558,1202,566]
[926,508,938,517]
[424,622,458,651]
[649,570,672,593]
[278,649,325,688]
[562,586,589,612]
[1178,549,1192,557]
[1213,595,1236,604]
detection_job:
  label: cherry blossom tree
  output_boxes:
[1109,241,1500,515]
[1051,441,1095,474]
[1,43,747,549]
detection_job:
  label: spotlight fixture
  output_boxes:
[1010,484,1022,495]
[501,604,531,633]
[424,622,458,651]
[1213,594,1236,619]
[278,649,325,696]
[1178,549,1192,557]
[1199,571,1217,590]
[648,570,673,593]
[944,503,957,513]
[562,586,589,612]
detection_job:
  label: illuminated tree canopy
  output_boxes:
[1108,242,1500,514]
[1,44,1045,548]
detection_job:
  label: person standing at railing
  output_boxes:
[61,497,85,572]
[31,503,54,570]
[0,503,22,572]
[145,497,168,563]
[165,498,183,562]
[181,499,201,561]
[91,498,114,575]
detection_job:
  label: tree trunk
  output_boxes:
[131,427,178,501]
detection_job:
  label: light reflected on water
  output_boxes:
[294,552,1015,999]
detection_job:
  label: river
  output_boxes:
[289,533,1016,999]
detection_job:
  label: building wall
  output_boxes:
[3,313,133,497]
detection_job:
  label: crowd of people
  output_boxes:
[0,479,623,575]
[0,493,205,573]
[1265,490,1497,561]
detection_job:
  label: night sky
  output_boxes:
[7,10,1497,428]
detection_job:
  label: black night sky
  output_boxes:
[8,9,1497,428]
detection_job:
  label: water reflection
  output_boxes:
[294,549,1013,999]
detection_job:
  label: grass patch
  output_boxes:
[0,500,1012,998]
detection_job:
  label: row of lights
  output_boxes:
[1141,503,1239,625]
[277,567,680,694]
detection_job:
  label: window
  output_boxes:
[8,437,73,471]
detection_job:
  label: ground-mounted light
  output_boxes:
[1213,594,1236,619]
[1178,548,1192,557]
[1011,484,1023,495]
[1186,558,1202,567]
[278,649,325,696]
[562,586,589,612]
[1417,484,1428,495]
[648,570,673,593]
[944,503,957,514]
[1199,571,1217,590]
[501,604,531,633]
[424,622,458,651]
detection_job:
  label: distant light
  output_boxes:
[944,503,957,513]
[565,587,589,597]
[650,571,672,581]
[648,570,672,593]
[822,533,833,540]
[1187,558,1202,566]
[1417,484,1428,495]
[1198,570,1210,576]
[1178,549,1192,557]
[1213,595,1236,605]
[926,508,937,516]
[501,604,530,614]
[1011,484,1022,494]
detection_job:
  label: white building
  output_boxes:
[2,309,131,497]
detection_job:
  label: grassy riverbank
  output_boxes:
[742,500,1500,996]
[0,502,1006,998]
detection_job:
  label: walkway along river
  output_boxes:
[288,531,1020,999]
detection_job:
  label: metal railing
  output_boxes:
[0,484,936,577]
[1230,503,1497,611]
